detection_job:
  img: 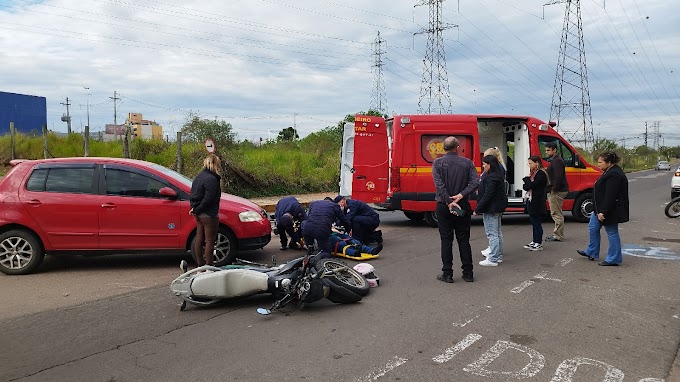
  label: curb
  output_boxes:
[669,340,680,382]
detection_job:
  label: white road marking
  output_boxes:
[512,280,535,293]
[673,315,679,319]
[559,258,573,266]
[464,340,545,378]
[433,333,483,363]
[534,271,563,282]
[452,318,473,327]
[356,356,408,381]
[452,306,493,327]
[550,357,624,382]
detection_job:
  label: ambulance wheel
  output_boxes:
[404,211,425,221]
[572,193,594,223]
[423,211,439,228]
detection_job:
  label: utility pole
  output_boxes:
[293,113,298,140]
[644,122,648,148]
[110,91,120,140]
[60,97,72,134]
[370,31,388,116]
[415,0,456,114]
[546,0,594,151]
[83,87,91,157]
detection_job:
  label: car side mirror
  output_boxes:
[159,187,177,199]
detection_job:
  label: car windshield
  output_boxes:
[149,163,193,188]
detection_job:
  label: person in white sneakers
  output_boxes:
[522,155,548,251]
[474,155,508,266]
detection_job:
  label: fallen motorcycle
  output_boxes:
[665,196,680,218]
[170,254,370,314]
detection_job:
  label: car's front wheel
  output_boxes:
[191,227,237,266]
[0,230,45,275]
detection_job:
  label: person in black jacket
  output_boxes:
[522,155,548,251]
[474,155,508,266]
[334,196,381,244]
[301,199,351,259]
[274,196,306,251]
[189,154,222,267]
[545,141,569,242]
[577,151,629,266]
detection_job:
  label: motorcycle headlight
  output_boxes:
[239,210,264,222]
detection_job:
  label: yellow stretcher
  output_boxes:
[331,245,379,261]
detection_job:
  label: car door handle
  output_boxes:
[101,203,117,209]
[355,175,367,179]
[26,199,42,206]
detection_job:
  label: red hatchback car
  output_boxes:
[0,157,271,275]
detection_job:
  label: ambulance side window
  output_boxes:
[420,135,472,163]
[538,136,584,169]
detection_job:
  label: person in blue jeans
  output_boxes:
[474,155,508,266]
[577,151,629,266]
[329,232,383,258]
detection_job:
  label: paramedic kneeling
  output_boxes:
[274,196,306,251]
[301,199,351,258]
[333,196,380,244]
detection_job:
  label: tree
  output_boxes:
[181,112,236,150]
[591,138,619,158]
[277,126,299,142]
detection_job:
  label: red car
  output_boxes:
[0,157,271,275]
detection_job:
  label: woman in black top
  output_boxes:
[190,154,222,267]
[577,151,629,266]
[474,155,508,266]
[522,155,548,251]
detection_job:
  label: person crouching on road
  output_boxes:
[274,196,306,251]
[333,196,381,244]
[301,199,351,259]
[190,154,222,267]
[522,155,548,251]
[474,155,508,266]
[577,151,629,266]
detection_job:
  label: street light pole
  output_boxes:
[83,87,91,157]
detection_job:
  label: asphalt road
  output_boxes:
[1,169,679,382]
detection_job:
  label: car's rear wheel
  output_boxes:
[191,227,237,266]
[0,230,45,275]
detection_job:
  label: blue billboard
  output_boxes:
[0,91,47,134]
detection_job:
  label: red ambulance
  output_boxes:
[339,114,601,227]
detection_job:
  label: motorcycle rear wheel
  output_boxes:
[665,197,680,218]
[315,258,370,296]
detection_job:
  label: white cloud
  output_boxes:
[0,0,678,146]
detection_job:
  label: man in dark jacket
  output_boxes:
[545,142,569,242]
[432,136,479,283]
[274,196,307,251]
[333,196,381,244]
[301,199,351,258]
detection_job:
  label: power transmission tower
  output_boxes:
[415,0,456,114]
[547,0,594,151]
[369,31,388,116]
[652,121,660,150]
[60,97,72,134]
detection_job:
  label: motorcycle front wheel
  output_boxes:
[315,258,370,296]
[665,197,680,218]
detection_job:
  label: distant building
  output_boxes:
[0,91,47,134]
[101,112,163,141]
[128,113,163,140]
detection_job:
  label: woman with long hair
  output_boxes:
[190,154,222,267]
[522,155,548,251]
[577,151,629,266]
[475,155,508,266]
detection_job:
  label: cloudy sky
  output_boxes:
[1,0,678,147]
